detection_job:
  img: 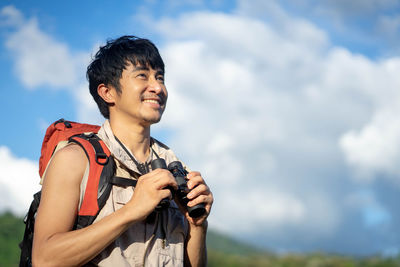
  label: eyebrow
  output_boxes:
[155,70,164,76]
[132,66,164,75]
[132,66,149,72]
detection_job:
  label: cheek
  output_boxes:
[164,88,168,99]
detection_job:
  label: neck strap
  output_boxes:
[114,136,160,174]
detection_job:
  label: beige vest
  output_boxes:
[85,120,188,267]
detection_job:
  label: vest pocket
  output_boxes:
[113,186,133,210]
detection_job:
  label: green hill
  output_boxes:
[0,211,25,267]
[1,212,400,267]
[206,230,400,267]
[207,229,265,255]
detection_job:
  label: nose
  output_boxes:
[148,77,163,94]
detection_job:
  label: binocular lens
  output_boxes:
[168,161,206,218]
[150,158,206,218]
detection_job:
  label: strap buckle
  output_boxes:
[95,153,109,165]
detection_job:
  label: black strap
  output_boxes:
[19,191,42,267]
[110,176,137,187]
[150,138,161,159]
[69,134,109,165]
[114,136,150,174]
[87,137,109,165]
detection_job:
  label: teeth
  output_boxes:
[143,99,159,104]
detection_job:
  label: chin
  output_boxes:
[143,116,162,125]
[141,110,164,125]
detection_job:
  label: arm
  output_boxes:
[32,144,177,267]
[183,172,214,267]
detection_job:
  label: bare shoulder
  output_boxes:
[54,143,88,164]
[42,143,88,187]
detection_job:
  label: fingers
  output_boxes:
[186,171,213,209]
[186,171,202,189]
[186,171,210,198]
[159,187,174,200]
[141,169,177,190]
[187,183,209,200]
[187,192,213,208]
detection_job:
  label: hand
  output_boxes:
[125,169,177,221]
[181,171,213,226]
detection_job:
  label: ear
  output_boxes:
[97,84,116,104]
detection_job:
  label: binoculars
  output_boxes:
[151,158,206,218]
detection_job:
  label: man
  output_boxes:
[32,36,213,266]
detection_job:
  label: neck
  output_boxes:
[109,117,151,163]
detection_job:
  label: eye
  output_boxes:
[156,75,165,83]
[136,72,148,79]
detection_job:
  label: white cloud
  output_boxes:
[1,5,100,121]
[213,189,306,233]
[335,55,400,180]
[0,146,40,215]
[144,5,400,252]
[152,11,346,237]
[247,0,400,57]
[0,5,24,26]
[2,10,78,88]
[340,105,400,181]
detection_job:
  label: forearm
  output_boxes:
[185,220,208,267]
[33,205,138,267]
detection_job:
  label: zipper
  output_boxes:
[160,211,166,249]
[143,211,167,266]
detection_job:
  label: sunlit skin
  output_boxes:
[32,61,213,267]
[112,63,168,127]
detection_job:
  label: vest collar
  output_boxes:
[97,120,155,175]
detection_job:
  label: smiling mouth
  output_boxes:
[142,95,166,106]
[143,99,160,104]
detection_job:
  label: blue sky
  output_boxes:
[1,0,400,256]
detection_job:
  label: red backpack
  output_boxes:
[19,119,135,267]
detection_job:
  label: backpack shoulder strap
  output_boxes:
[69,133,116,229]
[19,191,41,267]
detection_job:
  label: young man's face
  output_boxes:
[112,62,168,126]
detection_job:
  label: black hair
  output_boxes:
[87,35,165,118]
